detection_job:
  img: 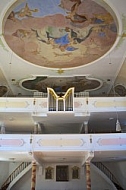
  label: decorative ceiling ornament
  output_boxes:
[57,68,64,74]
[4,0,117,68]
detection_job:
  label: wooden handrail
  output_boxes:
[1,162,31,190]
[93,162,124,190]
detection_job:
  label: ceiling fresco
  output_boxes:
[0,86,8,97]
[114,85,126,97]
[20,76,101,93]
[4,0,117,68]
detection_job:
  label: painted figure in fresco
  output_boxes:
[8,3,38,19]
[12,29,31,38]
[8,11,16,21]
[8,3,38,21]
[16,3,38,18]
[32,25,95,52]
[65,0,87,23]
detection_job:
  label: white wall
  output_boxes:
[11,170,31,190]
[104,161,126,190]
[11,163,114,190]
[0,161,9,187]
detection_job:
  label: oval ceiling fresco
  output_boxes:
[4,0,117,68]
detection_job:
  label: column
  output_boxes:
[84,121,88,134]
[31,161,37,190]
[85,161,91,190]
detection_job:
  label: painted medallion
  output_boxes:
[4,0,117,68]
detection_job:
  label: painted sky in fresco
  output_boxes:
[14,0,66,18]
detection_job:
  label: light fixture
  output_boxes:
[115,101,121,132]
[0,122,5,134]
[114,91,121,132]
[112,81,121,132]
[116,119,121,132]
[115,97,121,132]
